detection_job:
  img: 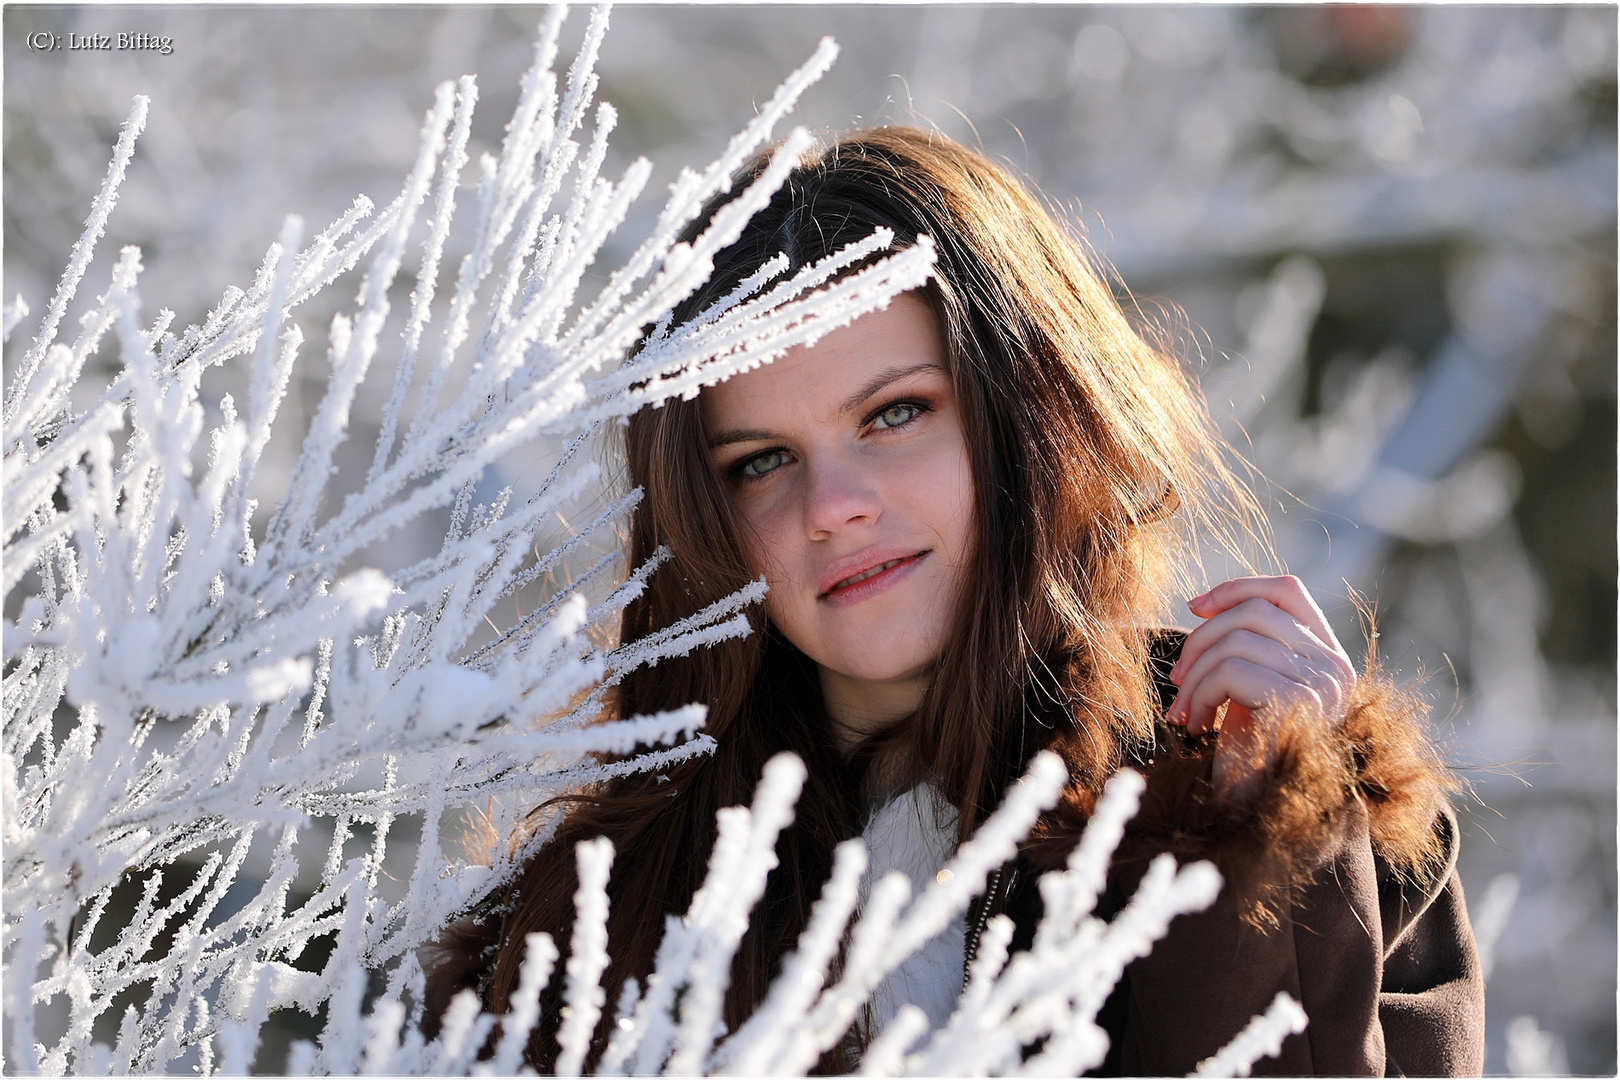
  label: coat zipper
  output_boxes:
[962,862,1016,977]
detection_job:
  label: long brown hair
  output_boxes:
[468,125,1258,1070]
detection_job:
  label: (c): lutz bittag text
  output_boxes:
[26,31,175,54]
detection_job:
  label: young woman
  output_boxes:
[429,127,1484,1075]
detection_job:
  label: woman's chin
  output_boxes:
[815,639,940,689]
[803,595,954,675]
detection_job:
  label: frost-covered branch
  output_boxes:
[1,9,934,1073]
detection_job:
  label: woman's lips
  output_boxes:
[819,550,929,606]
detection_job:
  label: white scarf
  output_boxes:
[859,783,966,1033]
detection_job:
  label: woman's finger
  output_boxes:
[1173,655,1323,736]
[1167,629,1347,726]
[1188,575,1344,655]
[1171,596,1352,690]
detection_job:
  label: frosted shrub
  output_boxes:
[2,8,1300,1074]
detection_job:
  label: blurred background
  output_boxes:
[6,5,1614,1074]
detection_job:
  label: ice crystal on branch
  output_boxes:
[2,7,1296,1075]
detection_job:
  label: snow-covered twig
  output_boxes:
[0,9,928,1074]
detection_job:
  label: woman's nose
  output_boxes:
[803,458,882,539]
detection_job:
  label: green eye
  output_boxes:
[874,403,920,429]
[740,449,788,478]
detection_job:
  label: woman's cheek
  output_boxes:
[740,497,795,578]
[909,430,975,571]
[739,509,804,622]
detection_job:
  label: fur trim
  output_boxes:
[1112,670,1457,930]
[1340,672,1456,874]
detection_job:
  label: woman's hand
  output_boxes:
[1165,575,1358,801]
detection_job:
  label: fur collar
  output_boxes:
[1103,667,1457,929]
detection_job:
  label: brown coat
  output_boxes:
[970,639,1486,1076]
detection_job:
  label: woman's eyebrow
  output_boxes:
[707,427,776,450]
[837,362,945,416]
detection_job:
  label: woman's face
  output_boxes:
[700,291,975,738]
